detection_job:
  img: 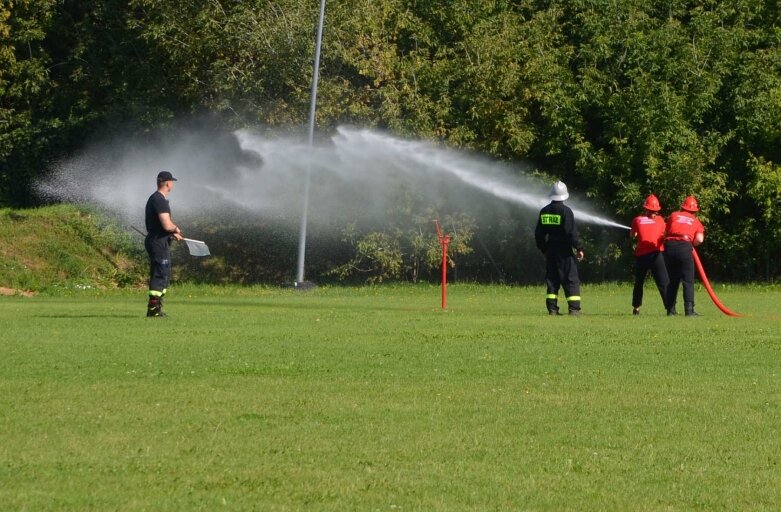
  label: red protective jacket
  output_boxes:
[665,211,704,242]
[630,214,666,256]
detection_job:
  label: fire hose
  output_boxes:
[692,248,741,317]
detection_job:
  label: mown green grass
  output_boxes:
[1,284,780,510]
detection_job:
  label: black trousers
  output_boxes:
[664,240,695,309]
[545,253,581,312]
[633,251,669,309]
[145,235,172,294]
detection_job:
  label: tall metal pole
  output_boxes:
[295,0,326,286]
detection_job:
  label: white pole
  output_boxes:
[296,0,326,285]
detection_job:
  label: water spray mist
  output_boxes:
[39,125,629,230]
[331,128,630,230]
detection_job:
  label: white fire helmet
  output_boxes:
[549,181,569,201]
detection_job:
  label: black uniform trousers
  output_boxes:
[145,235,172,294]
[664,240,695,311]
[545,249,581,313]
[632,251,669,309]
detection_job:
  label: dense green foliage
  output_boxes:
[2,1,780,279]
[2,285,780,509]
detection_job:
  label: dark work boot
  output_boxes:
[684,302,699,317]
[146,297,166,317]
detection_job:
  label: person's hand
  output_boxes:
[172,233,184,241]
[577,250,585,262]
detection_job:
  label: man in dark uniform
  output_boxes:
[144,171,183,317]
[664,195,705,317]
[535,181,585,316]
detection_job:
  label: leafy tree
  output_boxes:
[0,0,57,205]
[329,202,475,284]
[2,0,781,279]
[127,0,317,126]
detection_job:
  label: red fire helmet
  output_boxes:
[681,195,699,212]
[643,194,661,212]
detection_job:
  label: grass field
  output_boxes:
[1,283,780,510]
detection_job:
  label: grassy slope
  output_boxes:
[1,284,780,510]
[0,205,145,292]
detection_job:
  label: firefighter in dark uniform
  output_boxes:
[629,194,670,315]
[144,171,183,317]
[663,195,705,317]
[535,181,585,316]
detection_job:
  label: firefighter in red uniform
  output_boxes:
[535,181,585,316]
[664,196,705,316]
[630,194,669,315]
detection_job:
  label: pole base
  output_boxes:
[293,280,317,291]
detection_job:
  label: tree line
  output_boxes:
[2,1,780,281]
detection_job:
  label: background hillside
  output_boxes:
[0,205,145,293]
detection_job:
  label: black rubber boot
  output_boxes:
[684,302,699,317]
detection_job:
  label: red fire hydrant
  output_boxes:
[433,220,451,310]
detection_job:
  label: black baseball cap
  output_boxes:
[157,171,177,181]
